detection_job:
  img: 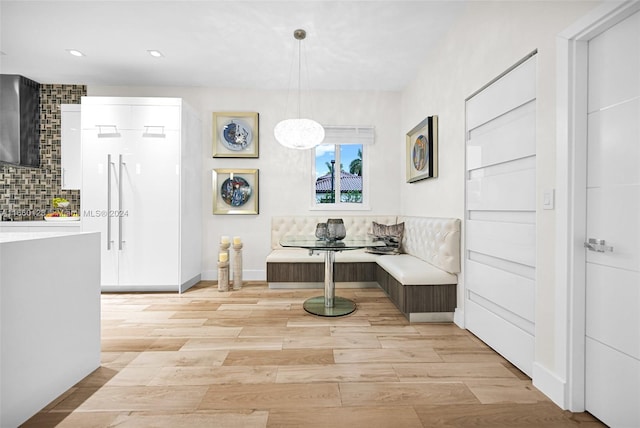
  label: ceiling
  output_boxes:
[0,1,468,91]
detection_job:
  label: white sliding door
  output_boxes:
[464,55,537,376]
[584,10,639,427]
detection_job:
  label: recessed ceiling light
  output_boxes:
[66,49,86,57]
[147,50,164,58]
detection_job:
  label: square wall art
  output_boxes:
[212,169,259,215]
[212,112,259,158]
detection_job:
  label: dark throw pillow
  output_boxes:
[366,221,404,255]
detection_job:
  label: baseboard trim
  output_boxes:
[454,307,465,328]
[100,274,206,293]
[179,274,201,293]
[409,312,454,323]
[101,285,178,292]
[202,269,265,281]
[533,362,567,409]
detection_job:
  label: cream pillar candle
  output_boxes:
[233,236,242,245]
[232,242,243,290]
[219,240,230,270]
[217,260,229,292]
[218,252,228,262]
[220,236,230,244]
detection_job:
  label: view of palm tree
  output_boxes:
[349,148,362,176]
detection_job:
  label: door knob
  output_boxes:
[584,238,614,253]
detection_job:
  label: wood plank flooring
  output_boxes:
[23,282,604,427]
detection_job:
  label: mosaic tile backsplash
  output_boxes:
[0,84,86,221]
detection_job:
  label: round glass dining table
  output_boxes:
[279,236,385,317]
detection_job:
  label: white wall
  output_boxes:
[399,0,600,401]
[88,86,401,281]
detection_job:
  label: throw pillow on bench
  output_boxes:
[366,221,404,255]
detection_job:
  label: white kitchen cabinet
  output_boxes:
[60,104,82,190]
[81,97,202,292]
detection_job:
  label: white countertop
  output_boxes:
[0,220,81,227]
[0,231,90,243]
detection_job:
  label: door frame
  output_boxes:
[556,0,640,412]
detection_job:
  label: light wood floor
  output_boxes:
[25,281,604,427]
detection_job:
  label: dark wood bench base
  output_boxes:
[266,261,456,321]
[267,262,376,283]
[375,265,456,320]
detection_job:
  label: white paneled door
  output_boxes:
[585,10,640,427]
[116,130,180,286]
[464,55,537,376]
[81,132,119,286]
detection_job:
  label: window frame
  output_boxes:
[310,137,370,211]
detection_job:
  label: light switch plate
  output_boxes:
[543,189,555,210]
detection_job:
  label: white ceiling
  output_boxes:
[0,1,468,91]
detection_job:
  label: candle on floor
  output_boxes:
[219,252,228,262]
[233,236,241,245]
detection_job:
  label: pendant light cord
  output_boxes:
[297,37,301,119]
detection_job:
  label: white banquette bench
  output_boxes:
[266,215,461,322]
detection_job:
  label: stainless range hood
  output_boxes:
[0,74,40,168]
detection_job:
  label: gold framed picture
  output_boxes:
[212,169,259,215]
[406,115,438,183]
[212,112,259,158]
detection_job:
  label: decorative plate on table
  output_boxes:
[220,119,253,151]
[220,176,252,207]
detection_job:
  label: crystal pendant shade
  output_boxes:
[274,118,325,149]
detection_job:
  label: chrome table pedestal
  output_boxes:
[302,250,356,317]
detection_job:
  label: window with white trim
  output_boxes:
[311,126,373,209]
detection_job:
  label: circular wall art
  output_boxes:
[412,134,429,171]
[221,119,253,151]
[221,176,252,207]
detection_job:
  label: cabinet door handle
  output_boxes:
[584,238,614,253]
[142,125,165,138]
[118,154,125,251]
[97,125,121,138]
[107,154,113,250]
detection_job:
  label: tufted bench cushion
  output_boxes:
[266,249,324,263]
[269,216,460,271]
[400,216,461,274]
[376,254,457,285]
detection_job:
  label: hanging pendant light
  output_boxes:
[274,29,325,150]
